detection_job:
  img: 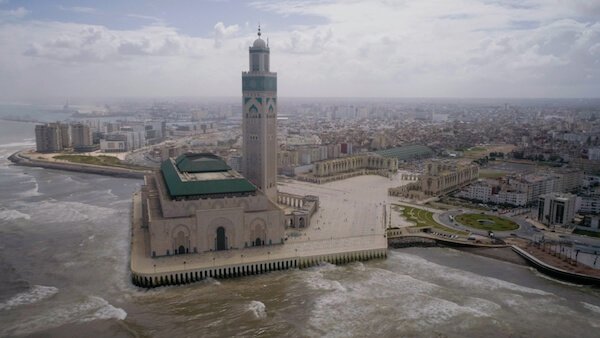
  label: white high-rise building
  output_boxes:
[538,193,576,227]
[242,26,278,201]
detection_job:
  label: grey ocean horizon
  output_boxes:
[1,109,600,337]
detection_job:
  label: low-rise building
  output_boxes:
[390,160,479,199]
[577,194,600,214]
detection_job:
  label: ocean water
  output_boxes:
[1,118,600,337]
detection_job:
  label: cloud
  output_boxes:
[58,6,97,14]
[18,24,209,63]
[0,0,599,99]
[126,13,165,25]
[250,0,600,97]
[213,22,239,48]
[0,6,29,18]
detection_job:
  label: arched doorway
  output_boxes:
[173,228,189,255]
[216,227,227,251]
[255,237,262,246]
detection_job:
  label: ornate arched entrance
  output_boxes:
[216,226,227,250]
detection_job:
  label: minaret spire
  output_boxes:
[258,23,261,37]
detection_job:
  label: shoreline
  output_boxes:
[7,147,600,287]
[455,246,528,266]
[8,150,149,179]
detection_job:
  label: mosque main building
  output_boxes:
[138,28,285,257]
[130,28,387,287]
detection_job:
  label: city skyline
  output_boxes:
[1,0,599,100]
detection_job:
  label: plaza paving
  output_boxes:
[131,173,415,277]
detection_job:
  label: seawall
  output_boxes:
[8,151,149,179]
[132,248,387,288]
[512,245,600,286]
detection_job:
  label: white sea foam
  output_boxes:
[0,285,58,311]
[582,302,600,328]
[582,302,600,314]
[203,277,221,286]
[13,199,116,223]
[303,263,348,292]
[305,273,347,292]
[305,264,496,335]
[17,178,42,197]
[2,295,127,336]
[348,261,365,271]
[0,141,35,148]
[387,251,552,296]
[80,296,128,322]
[247,300,267,319]
[0,208,31,221]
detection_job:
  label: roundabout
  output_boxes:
[454,213,519,232]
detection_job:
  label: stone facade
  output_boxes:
[390,160,479,199]
[298,154,398,183]
[242,28,278,201]
[141,168,285,257]
[277,192,319,228]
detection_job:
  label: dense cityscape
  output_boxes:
[2,0,600,337]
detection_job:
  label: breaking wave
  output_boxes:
[0,208,31,221]
[0,285,58,311]
[582,302,600,314]
[2,295,127,336]
[387,250,552,295]
[247,300,267,319]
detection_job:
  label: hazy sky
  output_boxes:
[1,0,600,100]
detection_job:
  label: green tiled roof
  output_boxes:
[174,153,231,173]
[161,154,256,198]
[375,145,434,160]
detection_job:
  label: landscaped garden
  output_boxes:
[454,213,519,231]
[395,205,468,235]
[54,154,148,170]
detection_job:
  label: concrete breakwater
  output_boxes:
[131,248,387,288]
[8,151,149,179]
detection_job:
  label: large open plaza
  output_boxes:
[130,173,415,286]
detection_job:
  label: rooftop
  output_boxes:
[175,153,231,173]
[375,144,434,161]
[161,153,256,198]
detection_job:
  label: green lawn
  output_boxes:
[397,205,468,235]
[54,154,148,170]
[455,213,518,231]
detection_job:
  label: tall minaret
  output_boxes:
[242,26,278,201]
